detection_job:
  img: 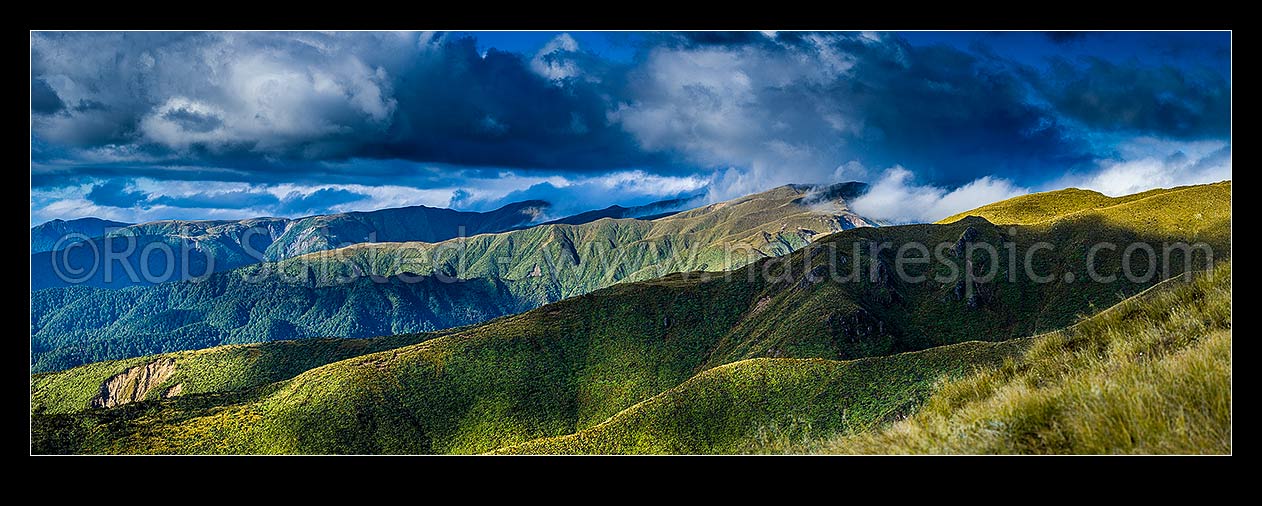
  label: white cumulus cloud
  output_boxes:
[850,166,1029,224]
[1058,141,1231,196]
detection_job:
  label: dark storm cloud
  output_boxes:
[33,164,251,189]
[1044,31,1088,44]
[1033,57,1231,140]
[72,100,110,112]
[151,189,280,209]
[617,32,1093,186]
[86,180,147,208]
[843,39,1093,183]
[31,78,64,114]
[30,30,1230,219]
[161,107,223,133]
[277,188,370,215]
[30,158,472,190]
[29,31,671,183]
[653,31,824,51]
[364,37,668,170]
[667,31,776,47]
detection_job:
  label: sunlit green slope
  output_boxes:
[496,262,1229,454]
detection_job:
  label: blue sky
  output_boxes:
[30,31,1231,225]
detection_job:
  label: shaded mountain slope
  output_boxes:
[31,183,875,371]
[30,217,131,254]
[31,217,291,291]
[262,200,551,261]
[31,274,549,373]
[497,262,1229,454]
[31,199,547,290]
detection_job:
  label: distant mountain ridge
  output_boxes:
[31,199,631,290]
[30,185,878,291]
[258,182,879,301]
[263,200,552,261]
[30,217,131,254]
[536,194,705,226]
[31,182,879,371]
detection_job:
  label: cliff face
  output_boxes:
[90,358,177,409]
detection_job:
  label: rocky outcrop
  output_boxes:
[90,358,177,409]
[946,222,1001,308]
[952,259,998,309]
[827,307,885,346]
[750,296,773,316]
[796,264,830,290]
[968,283,997,309]
[869,258,900,304]
[952,225,980,257]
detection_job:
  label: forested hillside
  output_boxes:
[31,183,875,371]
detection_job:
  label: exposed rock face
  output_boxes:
[870,258,900,304]
[827,308,885,346]
[967,282,997,309]
[90,358,177,409]
[952,225,980,257]
[839,215,878,229]
[797,264,830,290]
[873,258,893,288]
[952,257,998,309]
[750,296,773,316]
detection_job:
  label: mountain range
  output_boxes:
[30,217,131,254]
[30,181,1231,454]
[31,199,556,290]
[30,183,876,372]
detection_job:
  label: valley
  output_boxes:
[30,181,1231,454]
[28,29,1232,457]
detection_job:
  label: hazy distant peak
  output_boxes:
[32,216,130,230]
[30,217,132,253]
[537,194,705,226]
